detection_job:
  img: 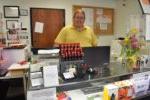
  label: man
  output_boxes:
[54,9,97,47]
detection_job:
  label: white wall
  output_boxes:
[0,0,116,25]
[114,0,144,38]
[0,0,117,47]
[0,0,143,46]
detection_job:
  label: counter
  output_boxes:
[0,46,28,71]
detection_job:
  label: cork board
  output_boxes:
[73,5,114,35]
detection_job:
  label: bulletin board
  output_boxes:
[73,5,114,35]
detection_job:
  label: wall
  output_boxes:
[114,0,144,38]
[0,0,117,47]
[0,0,143,47]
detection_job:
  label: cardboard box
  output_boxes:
[103,84,119,100]
[114,80,134,100]
[7,63,29,76]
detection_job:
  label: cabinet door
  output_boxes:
[31,8,65,48]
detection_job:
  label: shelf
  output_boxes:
[27,60,150,100]
[28,61,149,91]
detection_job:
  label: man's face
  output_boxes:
[73,12,85,28]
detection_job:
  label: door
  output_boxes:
[31,8,65,48]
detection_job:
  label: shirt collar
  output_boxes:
[71,25,87,31]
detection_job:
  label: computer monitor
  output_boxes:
[82,46,110,68]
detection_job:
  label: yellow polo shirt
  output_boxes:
[55,25,97,47]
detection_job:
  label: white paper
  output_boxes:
[43,65,59,87]
[63,72,75,79]
[132,71,150,93]
[30,72,42,79]
[30,63,43,72]
[82,8,94,29]
[99,16,111,24]
[27,88,56,100]
[100,23,107,30]
[96,9,103,15]
[38,49,60,54]
[31,78,43,87]
[34,22,44,33]
[133,71,150,78]
[133,78,149,93]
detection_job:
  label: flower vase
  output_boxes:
[122,57,133,72]
[126,58,134,72]
[125,56,140,72]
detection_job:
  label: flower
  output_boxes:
[120,28,141,69]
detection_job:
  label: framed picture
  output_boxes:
[3,6,20,18]
[139,0,150,14]
[6,20,18,29]
[20,9,28,16]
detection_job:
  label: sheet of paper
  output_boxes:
[100,23,107,30]
[31,78,43,87]
[63,72,74,79]
[30,63,42,72]
[133,71,150,78]
[96,9,103,15]
[99,16,111,24]
[38,49,60,54]
[43,65,59,87]
[27,88,56,100]
[82,8,94,29]
[133,71,150,93]
[30,72,42,79]
[34,22,44,33]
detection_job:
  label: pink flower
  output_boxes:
[130,35,139,49]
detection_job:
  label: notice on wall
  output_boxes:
[96,15,111,30]
[43,65,59,87]
[82,8,94,29]
[100,23,108,30]
[27,88,56,100]
[96,9,103,15]
[34,22,44,33]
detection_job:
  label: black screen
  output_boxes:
[83,46,110,67]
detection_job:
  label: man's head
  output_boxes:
[73,9,85,29]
